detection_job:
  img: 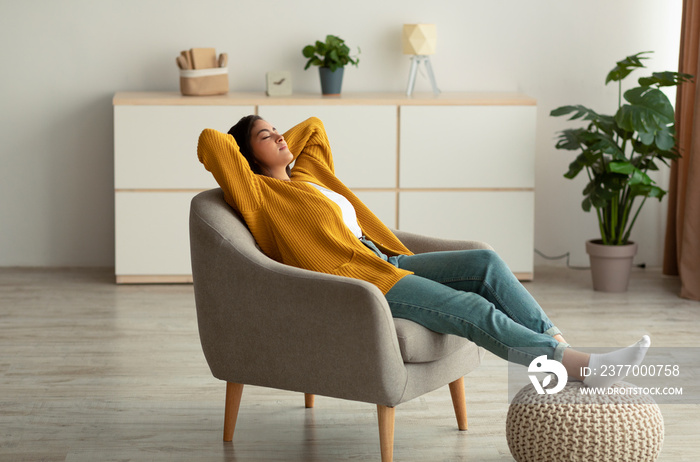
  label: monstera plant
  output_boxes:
[551,52,692,292]
[551,51,691,246]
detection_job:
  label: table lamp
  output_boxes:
[402,24,440,96]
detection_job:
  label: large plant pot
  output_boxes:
[585,239,638,293]
[319,67,344,95]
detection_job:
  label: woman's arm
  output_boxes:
[283,117,335,174]
[197,128,262,212]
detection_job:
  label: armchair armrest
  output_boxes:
[190,194,408,406]
[391,228,494,254]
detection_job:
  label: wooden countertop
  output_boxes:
[113,91,536,106]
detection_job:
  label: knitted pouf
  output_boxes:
[506,381,664,462]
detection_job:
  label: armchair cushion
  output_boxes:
[389,227,492,364]
[393,318,468,363]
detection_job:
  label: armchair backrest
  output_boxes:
[189,189,275,378]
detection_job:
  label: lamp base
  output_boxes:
[406,55,440,96]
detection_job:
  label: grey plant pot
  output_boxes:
[319,67,344,95]
[585,239,638,292]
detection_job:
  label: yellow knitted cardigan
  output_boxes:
[197,117,413,295]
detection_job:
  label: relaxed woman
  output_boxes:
[197,115,649,389]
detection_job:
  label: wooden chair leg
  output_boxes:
[223,382,244,442]
[304,393,315,408]
[377,405,395,462]
[448,376,468,431]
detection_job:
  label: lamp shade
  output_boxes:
[402,24,436,55]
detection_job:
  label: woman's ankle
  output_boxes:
[561,348,590,381]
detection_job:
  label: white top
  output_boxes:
[308,183,363,238]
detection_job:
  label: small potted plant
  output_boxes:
[302,34,360,95]
[551,51,691,292]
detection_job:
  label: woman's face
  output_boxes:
[249,119,293,175]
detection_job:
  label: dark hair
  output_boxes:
[228,115,264,175]
[227,114,292,178]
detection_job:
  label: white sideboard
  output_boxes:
[113,91,536,283]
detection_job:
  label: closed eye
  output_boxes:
[258,128,278,140]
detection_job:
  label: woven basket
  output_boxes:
[506,381,664,462]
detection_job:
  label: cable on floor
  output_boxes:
[534,249,590,270]
[534,249,647,270]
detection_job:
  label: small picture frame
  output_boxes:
[266,71,292,96]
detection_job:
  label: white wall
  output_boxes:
[0,0,682,267]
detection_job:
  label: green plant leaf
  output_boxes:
[303,56,322,70]
[590,184,617,208]
[329,49,339,63]
[605,51,652,84]
[551,105,602,121]
[609,161,653,186]
[655,127,675,151]
[592,115,617,135]
[601,172,627,192]
[554,128,587,151]
[302,45,316,58]
[647,185,666,199]
[630,168,651,185]
[582,180,597,196]
[608,161,635,174]
[550,105,577,117]
[564,151,595,178]
[582,196,592,212]
[641,159,659,171]
[326,35,340,47]
[653,149,679,168]
[638,131,655,145]
[630,183,666,200]
[623,87,675,120]
[615,87,674,137]
[551,105,616,138]
[638,71,694,87]
[588,132,626,160]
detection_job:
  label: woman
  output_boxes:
[197,115,649,389]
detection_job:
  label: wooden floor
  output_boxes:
[1,265,698,461]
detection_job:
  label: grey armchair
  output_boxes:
[189,188,487,462]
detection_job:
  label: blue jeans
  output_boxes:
[360,238,568,366]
